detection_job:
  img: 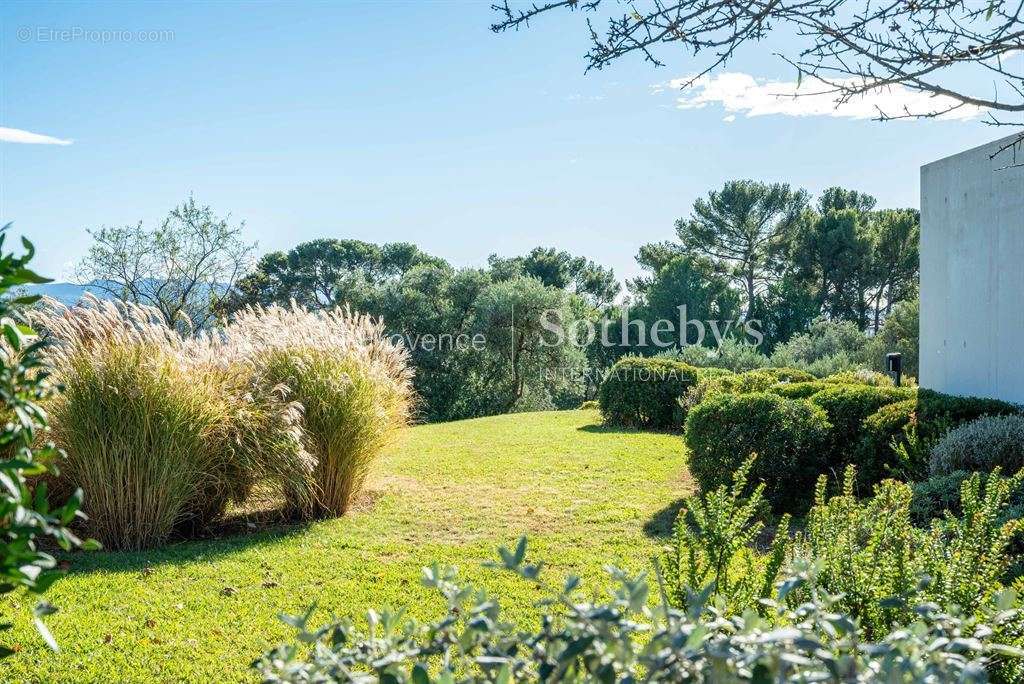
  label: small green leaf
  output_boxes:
[411,664,430,684]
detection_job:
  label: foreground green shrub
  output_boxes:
[257,537,1024,683]
[792,467,1024,640]
[930,414,1024,478]
[808,384,915,477]
[228,304,413,517]
[0,229,94,656]
[685,392,830,511]
[36,297,316,549]
[664,458,1024,653]
[663,457,789,614]
[597,356,700,429]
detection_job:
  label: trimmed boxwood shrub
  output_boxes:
[768,381,827,400]
[685,392,831,512]
[809,384,915,467]
[823,369,896,386]
[597,356,701,429]
[683,369,778,414]
[858,391,1022,492]
[916,388,1019,441]
[699,369,775,397]
[695,366,733,380]
[688,368,815,407]
[762,367,816,383]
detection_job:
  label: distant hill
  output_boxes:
[21,282,116,307]
[20,280,229,308]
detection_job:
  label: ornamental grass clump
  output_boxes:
[223,303,413,517]
[32,296,316,550]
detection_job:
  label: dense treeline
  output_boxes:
[79,181,919,423]
[221,243,594,421]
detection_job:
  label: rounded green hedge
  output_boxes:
[763,367,817,383]
[809,385,916,465]
[685,392,832,512]
[695,369,777,399]
[916,389,1019,441]
[823,370,896,386]
[856,390,1021,491]
[695,366,733,380]
[597,356,701,429]
[683,369,778,415]
[688,368,817,408]
[768,381,828,400]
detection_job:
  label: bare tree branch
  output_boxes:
[492,0,1024,161]
[75,196,256,330]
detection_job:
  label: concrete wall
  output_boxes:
[920,135,1024,402]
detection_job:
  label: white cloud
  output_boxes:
[722,114,736,123]
[0,126,73,145]
[661,72,984,121]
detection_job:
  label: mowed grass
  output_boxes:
[3,410,690,683]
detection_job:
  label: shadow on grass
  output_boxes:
[643,498,686,539]
[576,423,641,434]
[577,422,683,436]
[63,507,319,576]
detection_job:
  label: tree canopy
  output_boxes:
[674,180,808,318]
[634,182,918,347]
[76,196,254,330]
[488,247,621,307]
[222,238,446,312]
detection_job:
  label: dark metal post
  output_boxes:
[886,352,903,387]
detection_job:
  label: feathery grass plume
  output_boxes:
[223,302,413,517]
[31,295,315,549]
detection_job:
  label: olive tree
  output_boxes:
[76,196,255,330]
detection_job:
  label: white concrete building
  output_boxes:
[920,135,1024,402]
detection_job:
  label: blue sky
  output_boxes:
[0,1,1009,285]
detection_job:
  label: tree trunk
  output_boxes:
[745,269,756,320]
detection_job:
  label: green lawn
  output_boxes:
[4,409,689,683]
